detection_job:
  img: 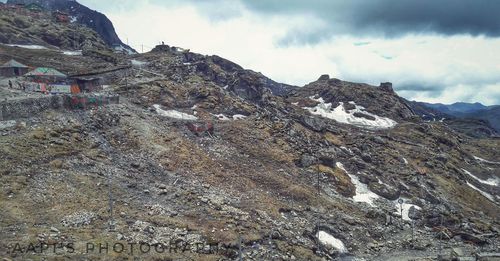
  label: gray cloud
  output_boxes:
[396,80,500,105]
[237,0,500,44]
[82,0,500,42]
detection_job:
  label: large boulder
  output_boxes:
[368,182,400,200]
[300,115,328,132]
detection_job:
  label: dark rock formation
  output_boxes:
[379,82,394,92]
[368,182,400,200]
[6,0,135,53]
[318,74,330,81]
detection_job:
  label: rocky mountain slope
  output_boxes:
[4,0,135,52]
[0,7,499,261]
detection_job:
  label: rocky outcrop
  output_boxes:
[0,8,109,51]
[6,0,135,52]
[289,77,416,122]
[206,54,295,99]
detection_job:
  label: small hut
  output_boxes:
[53,10,70,23]
[24,67,67,83]
[71,77,102,92]
[25,3,43,12]
[0,59,29,77]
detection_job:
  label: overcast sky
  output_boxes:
[77,0,500,105]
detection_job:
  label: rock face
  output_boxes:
[6,0,135,52]
[0,7,109,51]
[379,82,394,92]
[148,44,295,101]
[289,77,416,122]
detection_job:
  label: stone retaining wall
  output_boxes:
[0,94,119,121]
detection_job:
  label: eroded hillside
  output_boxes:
[0,5,499,260]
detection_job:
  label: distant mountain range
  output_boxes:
[424,102,495,114]
[410,101,500,136]
[458,105,500,132]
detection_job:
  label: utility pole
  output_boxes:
[73,26,77,49]
[238,235,242,261]
[268,230,273,260]
[317,172,320,195]
[438,214,443,256]
[107,171,115,231]
[125,68,128,90]
[398,198,404,228]
[411,219,415,247]
[316,169,321,245]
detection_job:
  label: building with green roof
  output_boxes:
[0,59,29,77]
[24,67,67,83]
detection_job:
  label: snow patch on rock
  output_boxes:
[212,114,247,121]
[317,231,348,253]
[153,104,198,121]
[63,50,82,56]
[5,44,47,49]
[213,114,230,121]
[304,97,397,129]
[337,162,379,206]
[232,114,247,120]
[131,59,147,67]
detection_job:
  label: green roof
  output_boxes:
[25,3,44,10]
[24,67,67,78]
[1,59,28,68]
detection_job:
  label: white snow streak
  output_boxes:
[462,169,499,186]
[5,44,47,49]
[473,156,500,165]
[63,50,82,56]
[466,182,496,202]
[211,114,247,121]
[213,114,230,121]
[232,114,247,120]
[153,104,198,121]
